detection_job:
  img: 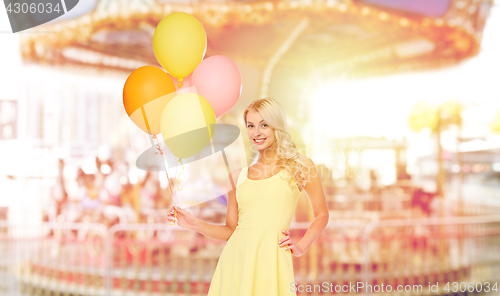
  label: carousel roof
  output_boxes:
[20,0,494,80]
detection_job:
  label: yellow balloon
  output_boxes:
[153,12,207,79]
[160,93,215,159]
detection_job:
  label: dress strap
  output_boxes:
[236,166,248,188]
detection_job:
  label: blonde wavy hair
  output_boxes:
[243,98,308,192]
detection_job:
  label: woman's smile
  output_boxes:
[253,137,266,144]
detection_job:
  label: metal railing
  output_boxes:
[360,215,500,296]
[1,215,500,296]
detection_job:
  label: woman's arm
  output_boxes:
[168,168,241,241]
[295,157,329,254]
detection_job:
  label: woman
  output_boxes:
[167,98,329,296]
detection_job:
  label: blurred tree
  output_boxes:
[439,100,463,128]
[408,101,439,133]
[490,111,500,134]
[408,100,463,198]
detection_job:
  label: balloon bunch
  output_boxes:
[123,12,242,225]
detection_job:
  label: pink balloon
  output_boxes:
[191,55,242,118]
[168,73,192,91]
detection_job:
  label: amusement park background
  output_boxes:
[1,0,500,295]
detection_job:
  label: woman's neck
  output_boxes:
[257,148,278,165]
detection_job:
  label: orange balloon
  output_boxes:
[123,66,177,135]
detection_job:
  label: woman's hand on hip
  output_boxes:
[278,230,304,257]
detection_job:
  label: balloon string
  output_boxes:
[177,77,183,89]
[175,158,184,191]
[152,134,177,225]
[152,134,172,195]
[152,134,164,155]
[169,203,178,225]
[169,157,184,225]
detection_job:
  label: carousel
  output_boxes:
[14,0,496,295]
[20,0,493,107]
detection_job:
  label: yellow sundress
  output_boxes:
[208,166,301,296]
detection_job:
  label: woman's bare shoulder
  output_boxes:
[301,156,315,167]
